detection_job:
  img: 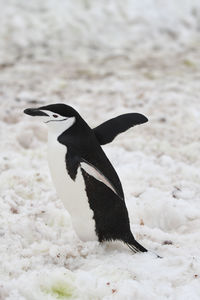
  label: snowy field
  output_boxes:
[1,0,200,299]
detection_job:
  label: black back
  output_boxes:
[81,168,131,242]
[57,111,147,251]
[58,114,124,200]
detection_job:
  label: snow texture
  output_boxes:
[1,0,200,299]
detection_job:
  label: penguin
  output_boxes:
[24,103,148,253]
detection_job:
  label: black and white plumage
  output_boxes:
[24,103,148,253]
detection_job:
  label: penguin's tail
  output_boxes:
[124,236,148,254]
[124,237,162,258]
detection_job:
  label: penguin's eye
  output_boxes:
[53,114,58,118]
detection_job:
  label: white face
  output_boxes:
[40,110,76,135]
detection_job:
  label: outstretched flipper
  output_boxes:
[93,113,148,145]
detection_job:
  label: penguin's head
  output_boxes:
[24,103,78,133]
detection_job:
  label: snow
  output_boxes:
[1,0,200,299]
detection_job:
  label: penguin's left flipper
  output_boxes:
[93,113,148,145]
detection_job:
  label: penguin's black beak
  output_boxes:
[24,108,49,117]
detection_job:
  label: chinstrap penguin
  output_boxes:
[24,103,148,254]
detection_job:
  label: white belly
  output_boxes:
[47,133,97,241]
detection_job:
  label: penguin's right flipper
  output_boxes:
[93,113,148,145]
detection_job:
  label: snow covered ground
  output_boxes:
[1,0,200,299]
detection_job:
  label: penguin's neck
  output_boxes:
[47,117,75,138]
